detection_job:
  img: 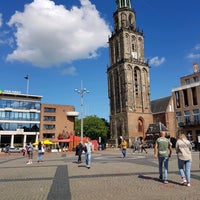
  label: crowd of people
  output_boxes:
[119,130,192,187]
[3,131,193,187]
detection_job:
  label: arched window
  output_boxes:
[134,67,141,96]
[121,13,127,27]
[138,118,144,133]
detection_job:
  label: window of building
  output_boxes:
[115,41,119,62]
[185,79,190,85]
[191,87,198,105]
[193,109,199,124]
[121,13,127,27]
[43,133,55,138]
[5,111,11,119]
[44,107,56,113]
[183,89,189,107]
[43,116,56,121]
[184,110,191,125]
[138,119,143,132]
[43,124,55,130]
[0,111,4,119]
[175,91,180,108]
[193,76,199,83]
[176,112,182,126]
[186,131,193,141]
[134,67,140,96]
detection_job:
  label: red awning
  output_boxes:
[58,139,70,142]
[51,139,70,143]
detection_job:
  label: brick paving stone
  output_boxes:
[0,149,199,200]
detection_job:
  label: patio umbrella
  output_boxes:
[43,140,54,145]
[33,140,54,146]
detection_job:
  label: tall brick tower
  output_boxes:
[107,0,153,146]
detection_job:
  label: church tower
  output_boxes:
[107,0,153,145]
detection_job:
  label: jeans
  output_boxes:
[158,156,169,180]
[85,152,91,167]
[178,158,192,183]
[122,149,126,158]
[37,151,43,161]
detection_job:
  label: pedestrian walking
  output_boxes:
[22,147,26,156]
[154,131,172,184]
[132,138,140,153]
[120,139,127,158]
[140,137,148,154]
[175,131,192,187]
[26,142,33,164]
[84,137,92,169]
[37,141,44,163]
[75,142,83,164]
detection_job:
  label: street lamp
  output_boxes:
[74,84,89,143]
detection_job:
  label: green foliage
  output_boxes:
[75,115,109,141]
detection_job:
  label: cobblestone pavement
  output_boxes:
[0,149,199,200]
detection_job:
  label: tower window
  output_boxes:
[132,44,135,51]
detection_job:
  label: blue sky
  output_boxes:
[0,0,200,121]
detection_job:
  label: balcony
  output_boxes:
[66,111,79,117]
[172,82,200,92]
[178,120,200,127]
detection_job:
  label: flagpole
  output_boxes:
[25,75,29,94]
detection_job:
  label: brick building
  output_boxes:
[151,96,175,138]
[107,0,152,146]
[40,104,78,141]
[172,62,200,145]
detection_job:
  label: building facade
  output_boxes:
[172,62,200,144]
[107,0,152,146]
[0,91,41,148]
[151,96,175,138]
[40,104,78,141]
[0,90,78,149]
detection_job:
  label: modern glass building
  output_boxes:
[0,90,42,148]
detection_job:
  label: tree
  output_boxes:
[75,115,109,141]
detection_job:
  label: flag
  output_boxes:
[24,75,29,79]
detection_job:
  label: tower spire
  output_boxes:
[116,0,131,9]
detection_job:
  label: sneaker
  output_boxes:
[187,183,191,187]
[164,180,168,184]
[181,178,187,185]
[26,162,31,165]
[159,176,163,180]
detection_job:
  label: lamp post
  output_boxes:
[24,74,29,94]
[74,83,89,143]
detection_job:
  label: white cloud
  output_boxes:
[195,44,200,50]
[0,13,2,27]
[186,44,200,60]
[61,66,77,75]
[148,56,165,67]
[187,53,200,59]
[6,0,111,67]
